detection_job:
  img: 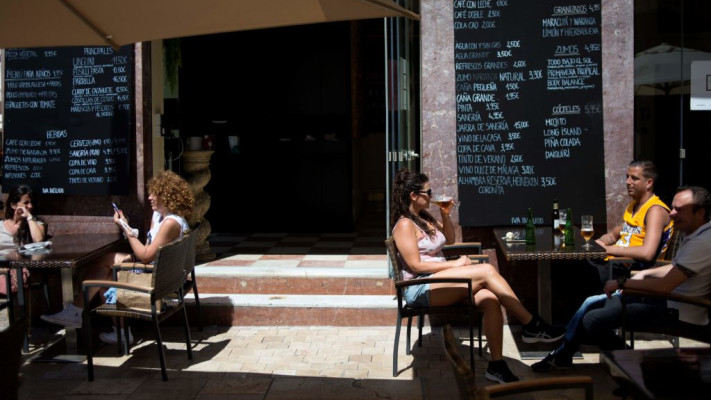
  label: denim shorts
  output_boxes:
[404,275,431,308]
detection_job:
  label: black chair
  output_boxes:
[620,288,711,349]
[385,236,486,377]
[442,324,594,400]
[82,234,194,381]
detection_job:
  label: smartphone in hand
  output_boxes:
[111,202,120,214]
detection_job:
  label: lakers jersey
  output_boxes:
[616,195,674,263]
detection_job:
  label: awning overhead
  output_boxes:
[0,0,419,49]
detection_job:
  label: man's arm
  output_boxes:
[603,263,687,297]
[601,205,670,262]
[596,225,622,246]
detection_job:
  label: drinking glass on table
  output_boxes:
[558,209,568,235]
[431,195,458,213]
[581,215,594,248]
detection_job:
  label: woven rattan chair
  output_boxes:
[620,288,711,349]
[385,236,486,377]
[0,268,16,323]
[181,225,201,331]
[82,234,194,381]
[442,324,594,400]
[608,229,700,348]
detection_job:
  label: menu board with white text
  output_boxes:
[2,46,133,195]
[454,0,606,226]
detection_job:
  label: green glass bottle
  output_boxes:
[564,208,575,246]
[525,208,536,245]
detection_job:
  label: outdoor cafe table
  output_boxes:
[600,347,711,400]
[493,227,607,323]
[4,233,127,362]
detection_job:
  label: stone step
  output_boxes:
[183,294,397,326]
[186,261,397,326]
[194,267,394,296]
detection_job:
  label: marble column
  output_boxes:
[181,150,216,263]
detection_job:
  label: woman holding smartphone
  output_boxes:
[41,170,194,344]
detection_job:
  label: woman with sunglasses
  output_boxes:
[391,169,564,383]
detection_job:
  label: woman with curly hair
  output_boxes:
[391,169,564,383]
[41,170,194,344]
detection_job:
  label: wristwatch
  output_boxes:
[616,275,627,288]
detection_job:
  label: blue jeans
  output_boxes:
[551,292,667,359]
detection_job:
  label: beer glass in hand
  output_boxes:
[581,215,594,248]
[432,195,457,214]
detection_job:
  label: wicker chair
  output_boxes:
[442,324,594,400]
[82,234,194,381]
[0,268,17,323]
[607,229,684,347]
[606,228,680,281]
[620,288,711,349]
[181,225,202,331]
[385,236,487,377]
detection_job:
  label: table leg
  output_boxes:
[537,259,551,322]
[60,268,77,354]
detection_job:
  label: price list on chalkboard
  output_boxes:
[454,0,606,226]
[2,46,133,195]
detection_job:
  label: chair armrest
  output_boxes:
[621,288,711,309]
[82,279,154,295]
[608,256,670,267]
[442,242,482,257]
[483,376,593,399]
[395,277,472,289]
[111,262,154,272]
[467,254,489,264]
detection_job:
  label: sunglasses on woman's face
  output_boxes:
[416,189,432,197]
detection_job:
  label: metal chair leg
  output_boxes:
[153,318,168,381]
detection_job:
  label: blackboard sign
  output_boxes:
[2,46,133,195]
[454,0,606,226]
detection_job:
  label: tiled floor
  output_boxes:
[13,322,704,400]
[206,201,387,258]
[208,232,386,257]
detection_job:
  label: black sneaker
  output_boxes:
[522,319,566,343]
[531,351,573,372]
[485,361,520,383]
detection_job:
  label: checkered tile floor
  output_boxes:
[208,232,386,257]
[207,204,387,259]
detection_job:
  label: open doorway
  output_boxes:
[634,0,711,201]
[173,20,387,254]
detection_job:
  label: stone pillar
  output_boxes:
[181,150,216,263]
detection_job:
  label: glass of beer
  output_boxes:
[431,195,457,213]
[581,215,594,248]
[558,209,568,236]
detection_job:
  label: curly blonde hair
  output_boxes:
[148,170,194,219]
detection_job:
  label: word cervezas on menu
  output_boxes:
[2,46,134,195]
[454,0,606,227]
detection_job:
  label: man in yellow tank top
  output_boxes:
[596,160,674,272]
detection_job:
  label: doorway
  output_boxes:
[174,21,388,248]
[634,0,711,201]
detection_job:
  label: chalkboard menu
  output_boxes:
[2,46,133,195]
[454,0,606,226]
